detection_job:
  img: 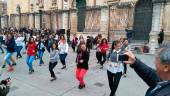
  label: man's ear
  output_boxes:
[163,65,170,72]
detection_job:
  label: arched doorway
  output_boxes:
[76,0,86,32]
[133,0,153,40]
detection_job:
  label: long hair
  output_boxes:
[100,38,108,45]
[110,40,120,53]
[51,43,58,51]
[28,37,35,44]
[60,35,65,40]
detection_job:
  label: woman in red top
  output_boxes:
[99,38,109,69]
[26,37,37,74]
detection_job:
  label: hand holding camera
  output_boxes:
[123,51,136,65]
[0,77,11,86]
[117,51,136,65]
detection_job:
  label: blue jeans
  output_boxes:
[47,46,51,53]
[16,46,23,57]
[59,53,67,66]
[4,52,13,66]
[26,56,35,71]
[38,51,44,65]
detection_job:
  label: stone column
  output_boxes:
[100,7,109,39]
[70,10,77,33]
[1,16,5,28]
[15,5,21,29]
[52,12,57,31]
[29,13,35,28]
[15,14,20,29]
[163,2,170,41]
[62,0,69,30]
[1,15,8,28]
[62,12,69,29]
[149,1,164,54]
[35,12,41,30]
[45,14,51,29]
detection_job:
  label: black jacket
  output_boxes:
[130,59,170,96]
[6,38,16,53]
[0,85,10,96]
[76,51,89,70]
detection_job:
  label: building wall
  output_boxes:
[7,0,170,42]
[7,0,29,15]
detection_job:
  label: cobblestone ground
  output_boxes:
[0,47,156,96]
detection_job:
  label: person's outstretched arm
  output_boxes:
[130,59,161,87]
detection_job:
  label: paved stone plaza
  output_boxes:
[0,48,156,96]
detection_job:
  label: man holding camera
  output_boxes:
[0,78,11,96]
[124,42,170,96]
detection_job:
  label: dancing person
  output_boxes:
[86,36,92,52]
[58,35,68,69]
[3,33,16,72]
[77,38,86,53]
[76,44,89,89]
[96,38,101,64]
[26,37,37,74]
[37,38,45,66]
[99,38,109,69]
[15,34,24,59]
[49,43,59,81]
[46,35,54,53]
[107,40,124,96]
[71,34,78,52]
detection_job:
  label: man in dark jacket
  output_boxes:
[0,78,10,96]
[124,42,170,96]
[158,29,164,45]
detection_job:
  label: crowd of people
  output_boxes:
[0,27,169,96]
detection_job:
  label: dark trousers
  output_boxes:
[16,46,23,58]
[96,52,101,62]
[47,46,51,53]
[123,63,127,74]
[100,53,106,66]
[72,44,76,52]
[0,43,4,53]
[59,53,67,66]
[49,62,58,78]
[86,45,91,52]
[107,71,122,96]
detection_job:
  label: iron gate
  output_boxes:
[76,0,86,32]
[133,0,153,40]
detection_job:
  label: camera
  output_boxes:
[118,54,129,61]
[0,78,11,85]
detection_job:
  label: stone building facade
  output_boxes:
[1,0,170,42]
[0,0,7,29]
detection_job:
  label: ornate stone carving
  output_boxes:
[16,4,21,13]
[36,0,44,8]
[52,0,57,6]
[30,4,34,12]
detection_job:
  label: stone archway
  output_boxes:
[76,0,86,32]
[133,0,153,40]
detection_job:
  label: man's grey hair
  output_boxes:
[159,41,170,64]
[159,48,170,64]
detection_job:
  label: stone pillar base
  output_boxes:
[149,31,159,54]
[164,32,170,41]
